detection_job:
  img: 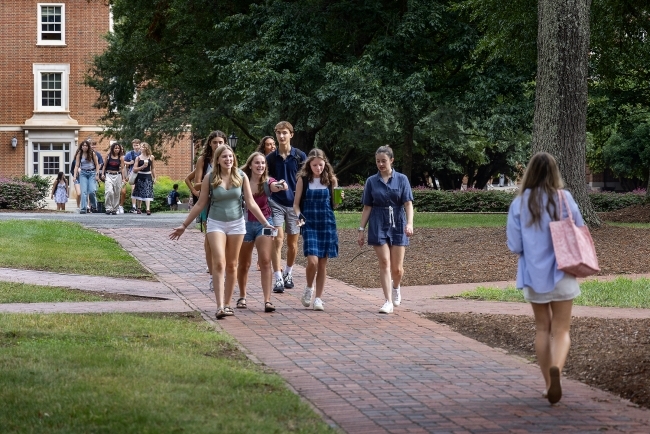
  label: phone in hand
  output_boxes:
[262,227,278,237]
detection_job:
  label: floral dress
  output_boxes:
[54,181,68,204]
[132,158,154,202]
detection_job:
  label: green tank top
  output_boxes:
[207,171,244,222]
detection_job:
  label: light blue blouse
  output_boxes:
[506,189,584,293]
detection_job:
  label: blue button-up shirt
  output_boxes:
[506,189,584,293]
[267,147,306,207]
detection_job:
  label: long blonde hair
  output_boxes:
[241,152,268,195]
[139,142,152,158]
[210,145,242,189]
[519,152,564,227]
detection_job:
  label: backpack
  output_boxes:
[167,191,174,205]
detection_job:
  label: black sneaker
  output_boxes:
[273,277,285,293]
[129,207,137,213]
[283,272,294,289]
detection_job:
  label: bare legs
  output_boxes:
[272,227,299,273]
[204,236,212,275]
[373,244,406,303]
[305,255,328,298]
[237,235,274,304]
[531,300,573,397]
[206,232,244,309]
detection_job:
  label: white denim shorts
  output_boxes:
[206,216,246,235]
[524,274,581,304]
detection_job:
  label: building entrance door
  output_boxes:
[39,150,63,186]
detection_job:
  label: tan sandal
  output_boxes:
[264,302,276,312]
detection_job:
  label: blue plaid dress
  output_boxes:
[302,186,338,258]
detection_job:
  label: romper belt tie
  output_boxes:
[379,206,396,228]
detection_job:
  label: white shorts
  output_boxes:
[524,274,581,304]
[206,217,246,235]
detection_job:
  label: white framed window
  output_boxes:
[32,64,69,112]
[37,3,66,46]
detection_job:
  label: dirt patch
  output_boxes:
[67,288,167,302]
[297,225,650,288]
[601,203,650,223]
[425,313,650,409]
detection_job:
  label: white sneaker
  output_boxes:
[379,300,393,314]
[301,287,314,307]
[118,206,124,214]
[313,297,324,311]
[392,284,401,307]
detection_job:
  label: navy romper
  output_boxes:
[362,170,414,246]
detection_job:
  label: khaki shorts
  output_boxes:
[524,274,581,304]
[269,199,301,235]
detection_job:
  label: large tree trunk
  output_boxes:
[532,0,600,226]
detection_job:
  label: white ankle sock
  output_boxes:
[274,271,283,280]
[284,266,293,275]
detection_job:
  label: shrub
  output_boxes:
[338,187,648,213]
[588,191,646,212]
[95,176,190,213]
[0,178,42,210]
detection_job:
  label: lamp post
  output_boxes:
[228,132,238,150]
[11,137,17,149]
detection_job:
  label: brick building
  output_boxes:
[0,1,192,186]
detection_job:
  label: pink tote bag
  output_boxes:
[549,190,600,277]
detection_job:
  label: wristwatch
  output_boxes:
[358,227,365,232]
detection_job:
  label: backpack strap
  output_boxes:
[263,180,272,198]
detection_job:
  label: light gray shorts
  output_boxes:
[268,199,300,235]
[524,274,581,304]
[206,217,246,235]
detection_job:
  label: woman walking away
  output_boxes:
[506,152,584,404]
[51,171,69,211]
[236,152,287,312]
[357,145,414,314]
[293,149,341,311]
[170,145,274,319]
[73,140,99,214]
[101,142,126,215]
[131,142,157,215]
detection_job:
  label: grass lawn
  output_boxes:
[0,220,151,279]
[456,277,650,308]
[335,212,507,229]
[603,222,650,229]
[0,282,108,303]
[0,312,333,434]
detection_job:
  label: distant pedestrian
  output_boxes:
[101,142,126,215]
[357,145,414,314]
[293,149,341,311]
[51,171,69,211]
[73,140,99,214]
[124,139,142,213]
[256,136,276,156]
[506,152,584,404]
[131,142,157,215]
[168,184,180,211]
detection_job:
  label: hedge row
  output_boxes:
[337,187,647,213]
[0,178,43,210]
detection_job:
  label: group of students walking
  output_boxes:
[168,121,585,405]
[169,121,415,319]
[50,138,158,215]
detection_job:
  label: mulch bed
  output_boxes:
[425,313,650,409]
[293,205,650,409]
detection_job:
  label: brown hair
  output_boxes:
[274,121,294,134]
[256,136,275,155]
[210,145,242,189]
[139,142,152,158]
[241,152,268,195]
[519,152,564,227]
[298,148,337,187]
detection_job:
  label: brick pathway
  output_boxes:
[106,228,650,433]
[2,225,649,432]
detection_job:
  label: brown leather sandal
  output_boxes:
[236,298,247,309]
[264,302,276,312]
